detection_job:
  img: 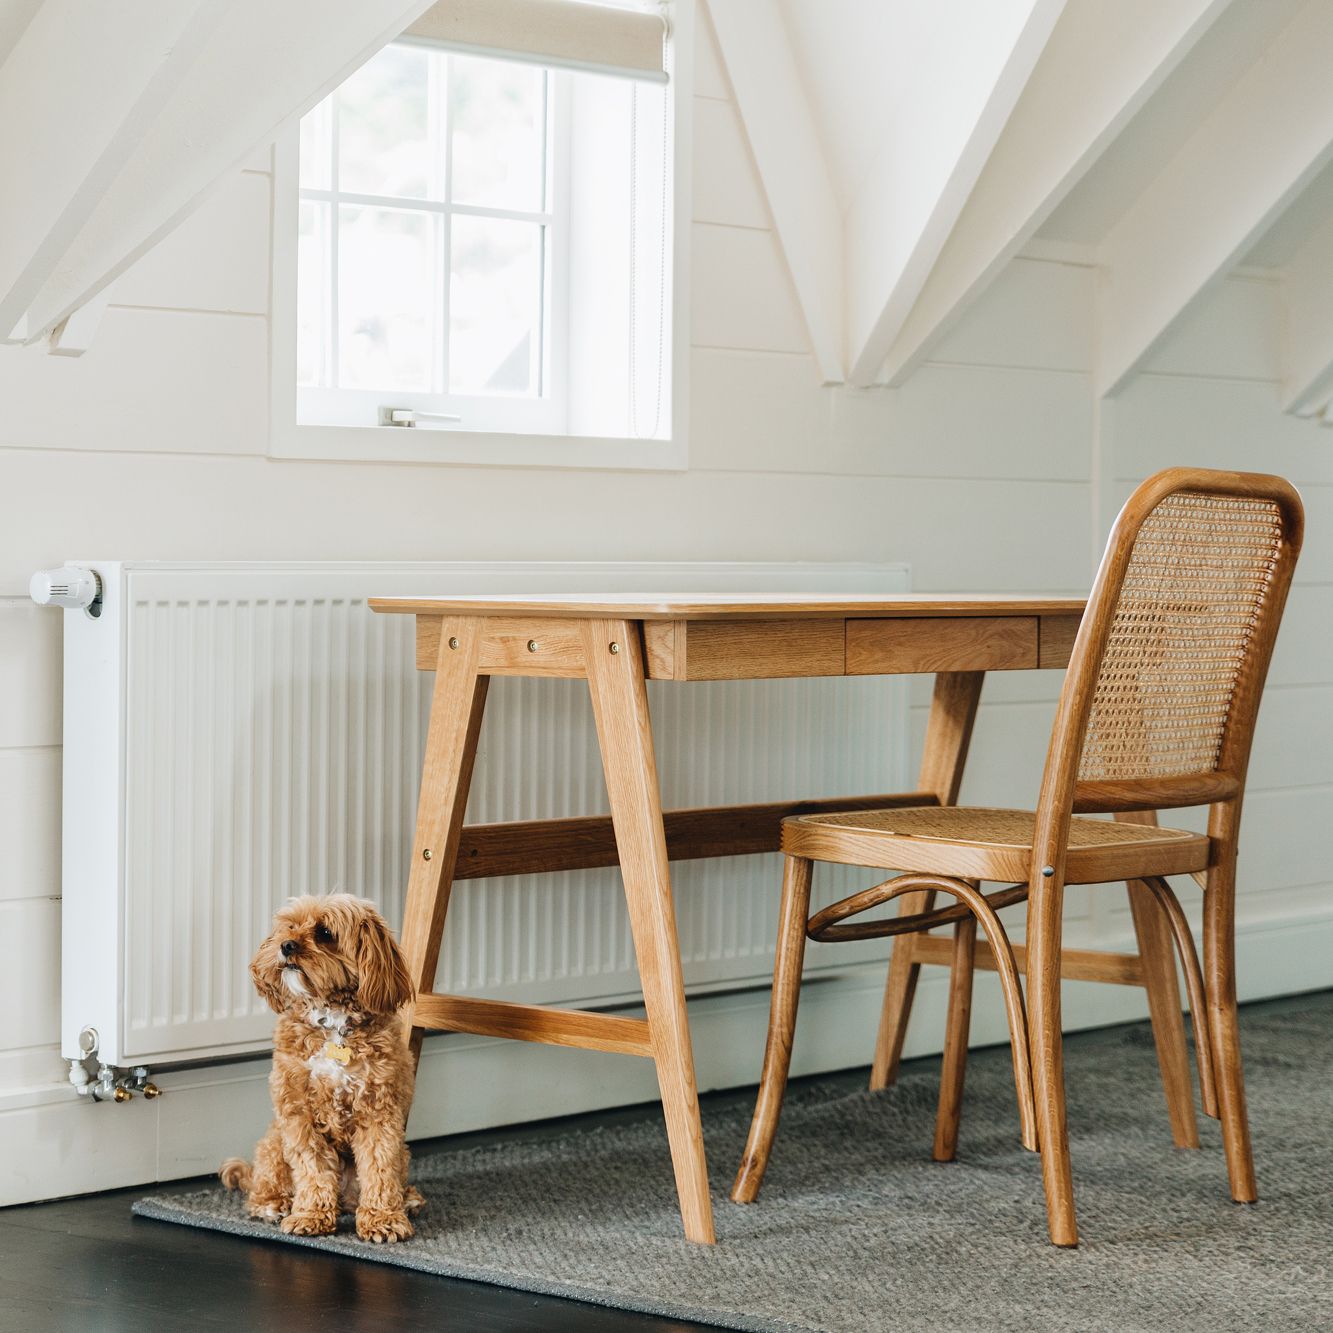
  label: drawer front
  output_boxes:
[645,619,846,680]
[846,616,1038,674]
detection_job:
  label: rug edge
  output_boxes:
[130,1197,817,1333]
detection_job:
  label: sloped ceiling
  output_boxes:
[718,0,1333,420]
[1037,0,1306,249]
[7,0,1333,419]
[0,0,437,348]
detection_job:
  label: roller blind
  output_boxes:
[404,0,668,83]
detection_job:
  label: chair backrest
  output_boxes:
[1034,469,1303,864]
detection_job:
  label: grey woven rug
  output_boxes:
[135,995,1333,1332]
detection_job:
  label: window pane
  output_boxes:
[296,201,331,386]
[450,217,542,396]
[338,44,432,200]
[338,206,435,391]
[450,55,545,213]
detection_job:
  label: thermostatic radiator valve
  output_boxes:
[31,565,101,613]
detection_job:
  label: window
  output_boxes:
[271,0,690,469]
[297,44,564,433]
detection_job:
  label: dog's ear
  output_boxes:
[355,906,415,1015]
[250,935,286,1015]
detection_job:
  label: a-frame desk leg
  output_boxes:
[869,671,984,1089]
[399,618,490,1062]
[582,620,716,1245]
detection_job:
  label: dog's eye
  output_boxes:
[313,923,335,945]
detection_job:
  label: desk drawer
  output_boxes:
[846,616,1038,674]
[644,619,845,680]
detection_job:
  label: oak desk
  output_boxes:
[369,593,1086,1244]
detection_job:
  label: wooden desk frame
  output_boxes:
[371,595,1090,1244]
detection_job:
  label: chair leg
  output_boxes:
[933,914,976,1163]
[1202,855,1257,1203]
[1027,870,1078,1246]
[1127,879,1200,1148]
[1141,876,1218,1119]
[1115,811,1200,1148]
[869,890,935,1089]
[732,855,815,1203]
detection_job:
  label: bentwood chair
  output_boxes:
[731,468,1304,1246]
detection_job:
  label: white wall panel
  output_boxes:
[0,449,1093,601]
[111,171,271,315]
[692,3,730,101]
[691,97,769,230]
[0,898,59,1051]
[0,600,60,748]
[929,257,1094,373]
[0,308,267,455]
[692,354,1090,480]
[1246,685,1333,792]
[1112,374,1333,484]
[0,748,60,901]
[1267,585,1333,686]
[690,222,808,353]
[853,364,1091,480]
[1140,274,1281,382]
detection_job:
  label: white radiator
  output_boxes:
[59,561,910,1068]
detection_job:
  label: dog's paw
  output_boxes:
[356,1208,414,1244]
[280,1209,338,1237]
[404,1186,426,1216]
[248,1197,291,1224]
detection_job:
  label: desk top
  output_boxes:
[369,592,1087,621]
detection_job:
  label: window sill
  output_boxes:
[268,420,688,471]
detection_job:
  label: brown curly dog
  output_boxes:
[220,894,423,1243]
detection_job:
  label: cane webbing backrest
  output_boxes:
[1078,490,1285,783]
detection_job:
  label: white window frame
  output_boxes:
[269,0,692,472]
[298,48,569,436]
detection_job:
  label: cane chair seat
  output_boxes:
[783,806,1210,884]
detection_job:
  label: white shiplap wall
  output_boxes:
[0,14,1328,1205]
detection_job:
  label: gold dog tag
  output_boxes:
[323,1041,352,1065]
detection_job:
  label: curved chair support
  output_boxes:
[811,874,1037,1152]
[807,878,1029,943]
[1141,875,1219,1120]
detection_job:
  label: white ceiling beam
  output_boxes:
[0,0,217,338]
[45,288,110,358]
[881,0,1234,388]
[844,0,1067,387]
[705,0,844,382]
[1280,204,1333,417]
[18,0,438,343]
[1097,0,1333,398]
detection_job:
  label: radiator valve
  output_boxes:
[67,1057,160,1103]
[30,565,101,613]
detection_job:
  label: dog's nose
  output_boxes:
[280,940,298,959]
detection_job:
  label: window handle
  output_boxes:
[378,407,463,428]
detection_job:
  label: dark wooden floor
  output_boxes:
[0,1093,750,1333]
[0,1066,867,1333]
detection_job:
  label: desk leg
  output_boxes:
[869,671,984,1089]
[583,620,715,1245]
[399,618,490,1063]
